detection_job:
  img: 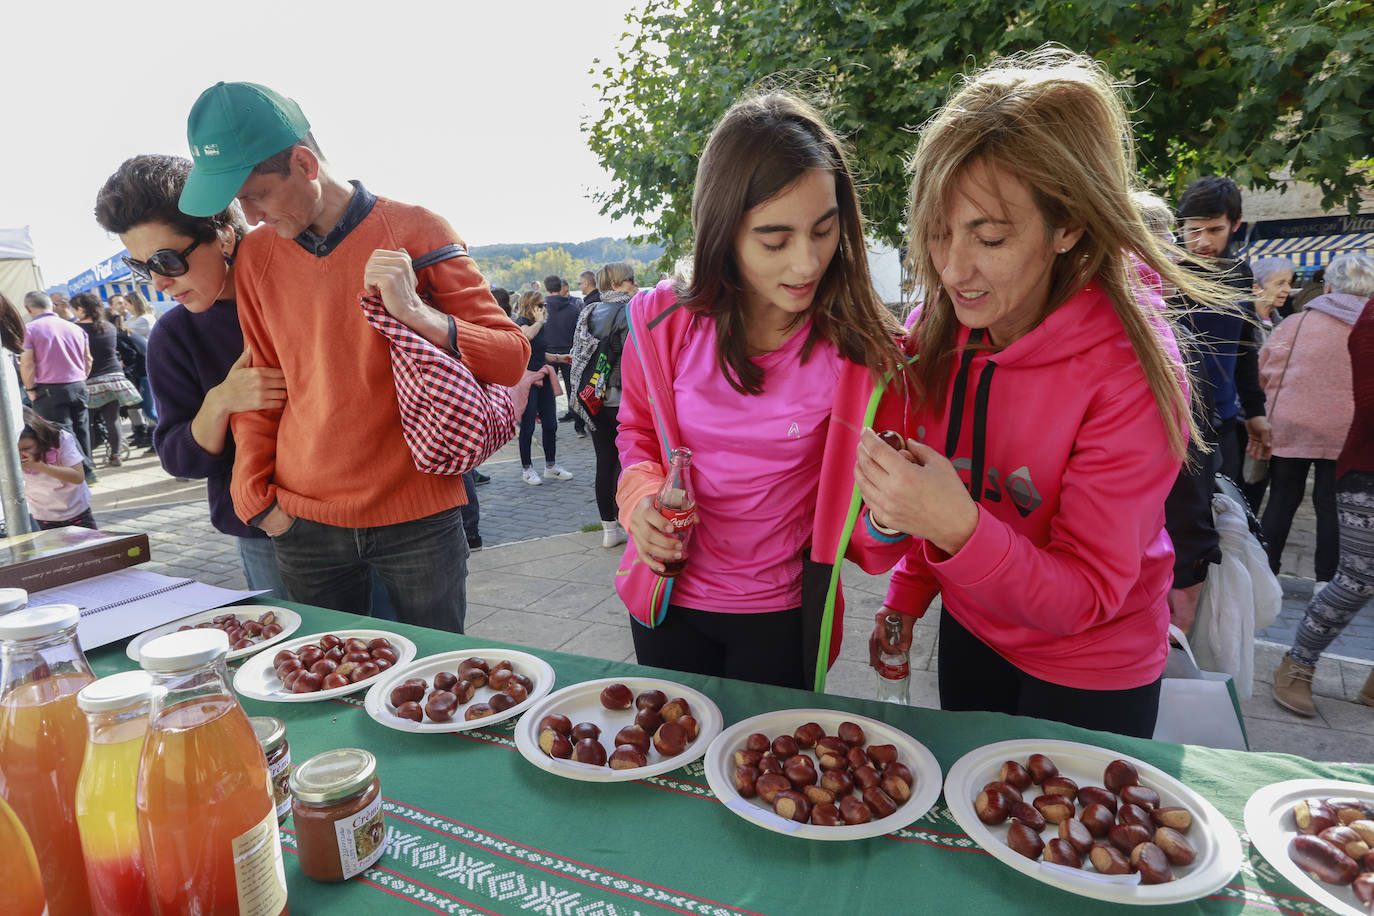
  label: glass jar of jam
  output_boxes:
[250,717,291,825]
[289,748,385,882]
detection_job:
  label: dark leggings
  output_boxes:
[91,401,123,460]
[36,507,97,530]
[518,377,558,468]
[590,406,621,522]
[938,611,1161,739]
[631,604,805,689]
[1261,456,1339,580]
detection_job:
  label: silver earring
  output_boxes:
[1058,248,1067,254]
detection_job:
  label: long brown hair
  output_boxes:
[679,90,903,394]
[906,47,1235,458]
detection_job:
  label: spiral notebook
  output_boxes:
[29,568,262,650]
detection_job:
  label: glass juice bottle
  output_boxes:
[0,603,96,915]
[137,629,289,916]
[0,793,47,915]
[75,670,155,915]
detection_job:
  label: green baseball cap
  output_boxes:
[179,81,310,217]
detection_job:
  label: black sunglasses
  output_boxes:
[122,239,202,281]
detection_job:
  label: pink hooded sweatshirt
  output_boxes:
[884,280,1184,691]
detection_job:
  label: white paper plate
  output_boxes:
[945,738,1242,906]
[1244,778,1374,916]
[363,649,555,733]
[232,629,417,702]
[127,605,301,663]
[702,708,942,841]
[514,677,722,782]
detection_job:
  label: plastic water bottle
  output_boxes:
[875,614,910,704]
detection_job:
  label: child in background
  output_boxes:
[18,409,97,529]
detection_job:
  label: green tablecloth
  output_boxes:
[89,601,1373,915]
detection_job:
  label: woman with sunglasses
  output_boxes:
[94,154,290,597]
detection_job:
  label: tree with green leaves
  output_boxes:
[589,0,1371,261]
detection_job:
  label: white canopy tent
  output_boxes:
[0,227,43,309]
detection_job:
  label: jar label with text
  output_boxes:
[231,808,289,916]
[267,751,292,820]
[334,794,386,880]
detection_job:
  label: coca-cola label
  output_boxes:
[877,661,909,680]
[660,504,697,530]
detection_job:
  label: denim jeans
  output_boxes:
[518,376,558,468]
[236,536,291,600]
[460,471,479,541]
[31,381,94,472]
[270,507,469,633]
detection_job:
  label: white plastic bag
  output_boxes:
[1190,490,1283,699]
[1154,625,1249,750]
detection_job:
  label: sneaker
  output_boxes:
[544,464,574,481]
[575,427,587,439]
[521,467,542,486]
[558,413,576,423]
[601,522,628,549]
[85,469,100,485]
[467,536,483,551]
[472,471,491,485]
[108,455,122,468]
[1272,653,1317,717]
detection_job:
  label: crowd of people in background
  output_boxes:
[0,50,1370,737]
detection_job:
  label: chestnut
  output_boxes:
[488,693,517,713]
[803,785,836,806]
[634,707,663,733]
[1058,817,1093,855]
[783,757,817,788]
[839,795,872,825]
[310,658,338,676]
[297,645,324,668]
[395,701,423,723]
[1009,802,1046,832]
[1120,784,1160,810]
[815,736,848,757]
[983,781,1022,806]
[820,769,854,796]
[653,721,688,757]
[538,728,573,758]
[862,785,898,819]
[635,689,667,711]
[366,637,392,652]
[451,678,477,704]
[1042,775,1079,799]
[293,672,322,693]
[464,702,494,721]
[734,765,759,798]
[617,726,652,754]
[599,682,633,710]
[1348,819,1374,845]
[489,659,513,676]
[1032,794,1075,825]
[572,738,607,766]
[867,744,899,767]
[333,662,358,681]
[371,657,392,673]
[511,674,535,695]
[1288,834,1359,885]
[320,634,343,650]
[387,677,427,706]
[810,803,843,827]
[1103,758,1139,794]
[1080,802,1115,838]
[1327,797,1372,825]
[853,765,881,790]
[756,773,791,805]
[1118,803,1152,828]
[770,734,799,759]
[343,650,371,665]
[538,714,571,736]
[885,762,914,789]
[1318,824,1371,860]
[461,668,488,689]
[1108,823,1151,854]
[877,429,907,451]
[1000,760,1033,792]
[351,661,380,682]
[881,773,912,804]
[609,745,648,770]
[1130,841,1175,884]
[1151,806,1193,833]
[793,722,825,748]
[487,668,514,691]
[677,715,700,741]
[274,657,304,679]
[282,668,305,691]
[258,611,277,626]
[570,722,602,742]
[1027,753,1059,785]
[273,649,298,667]
[424,690,458,722]
[457,657,490,675]
[1077,785,1118,814]
[1089,844,1131,875]
[261,623,283,638]
[659,697,691,722]
[503,680,529,703]
[344,638,369,653]
[1044,838,1082,869]
[846,746,871,771]
[745,732,771,754]
[324,645,345,663]
[975,789,1010,825]
[371,647,399,665]
[1154,826,1197,866]
[734,747,764,768]
[243,620,264,636]
[816,747,848,771]
[1006,822,1045,860]
[323,672,349,690]
[758,756,783,776]
[837,721,866,747]
[1295,798,1338,836]
[1354,873,1374,907]
[774,790,811,823]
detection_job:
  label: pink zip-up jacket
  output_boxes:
[616,282,910,673]
[884,280,1184,690]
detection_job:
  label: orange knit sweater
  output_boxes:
[230,196,529,528]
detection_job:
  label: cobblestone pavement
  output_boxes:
[81,411,1372,763]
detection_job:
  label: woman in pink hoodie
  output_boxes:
[857,49,1233,738]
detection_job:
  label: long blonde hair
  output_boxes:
[907,46,1234,458]
[516,289,545,322]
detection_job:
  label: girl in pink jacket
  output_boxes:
[857,49,1232,738]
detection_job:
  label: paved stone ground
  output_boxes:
[80,407,1372,763]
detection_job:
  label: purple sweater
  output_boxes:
[147,300,263,539]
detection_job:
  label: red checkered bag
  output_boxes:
[359,271,516,475]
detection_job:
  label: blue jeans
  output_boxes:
[138,374,158,422]
[270,507,469,633]
[236,535,291,600]
[519,377,558,468]
[460,471,479,541]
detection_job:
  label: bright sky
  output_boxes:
[2,0,646,287]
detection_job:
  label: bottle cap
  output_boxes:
[78,670,156,713]
[0,588,27,613]
[139,628,230,671]
[251,715,287,753]
[290,748,377,804]
[0,604,80,641]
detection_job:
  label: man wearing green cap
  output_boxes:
[180,81,529,633]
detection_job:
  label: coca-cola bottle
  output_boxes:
[875,614,910,704]
[653,447,697,578]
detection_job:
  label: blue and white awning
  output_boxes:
[1243,232,1374,267]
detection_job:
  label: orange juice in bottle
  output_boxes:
[75,670,155,915]
[0,602,95,915]
[137,629,288,916]
[0,793,47,915]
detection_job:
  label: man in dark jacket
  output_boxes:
[542,274,585,436]
[578,270,601,306]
